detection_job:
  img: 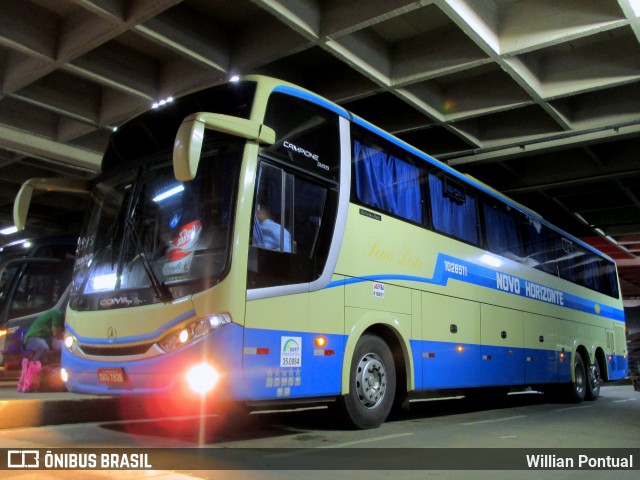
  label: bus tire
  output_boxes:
[585,359,601,401]
[340,334,396,429]
[565,353,587,403]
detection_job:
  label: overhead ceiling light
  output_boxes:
[0,226,18,235]
[230,75,240,82]
[153,185,185,203]
[630,0,640,17]
[151,96,174,109]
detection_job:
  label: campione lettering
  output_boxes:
[283,141,319,161]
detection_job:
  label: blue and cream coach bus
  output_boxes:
[14,76,627,428]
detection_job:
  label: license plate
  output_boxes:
[97,368,126,384]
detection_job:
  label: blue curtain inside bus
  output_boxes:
[483,204,520,257]
[581,257,602,291]
[354,141,422,223]
[429,174,479,244]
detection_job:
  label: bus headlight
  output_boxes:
[64,333,78,352]
[158,313,231,353]
[186,362,219,394]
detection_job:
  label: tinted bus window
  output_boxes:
[483,201,522,259]
[264,93,341,182]
[429,173,479,245]
[352,138,423,224]
[248,160,335,289]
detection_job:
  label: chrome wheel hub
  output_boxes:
[355,352,387,409]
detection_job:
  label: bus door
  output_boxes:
[243,91,345,401]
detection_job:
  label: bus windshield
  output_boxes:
[69,81,256,312]
[71,139,243,311]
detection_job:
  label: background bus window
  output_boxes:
[0,264,20,312]
[7,260,72,319]
[249,161,331,289]
[429,174,479,245]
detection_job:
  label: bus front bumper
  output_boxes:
[61,323,246,402]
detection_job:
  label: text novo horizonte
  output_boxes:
[496,272,564,306]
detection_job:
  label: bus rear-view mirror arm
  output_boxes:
[14,178,91,231]
[173,112,276,181]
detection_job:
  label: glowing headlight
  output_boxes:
[178,329,189,344]
[64,333,78,352]
[158,313,231,353]
[186,362,219,394]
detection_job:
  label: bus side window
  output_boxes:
[429,173,479,245]
[252,163,294,254]
[263,92,340,182]
[482,200,522,260]
[352,139,423,224]
[249,161,330,288]
[522,218,560,276]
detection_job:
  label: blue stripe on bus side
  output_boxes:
[411,341,566,389]
[328,253,624,322]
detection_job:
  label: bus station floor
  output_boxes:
[0,378,136,430]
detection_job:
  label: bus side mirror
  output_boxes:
[14,178,91,231]
[173,113,276,181]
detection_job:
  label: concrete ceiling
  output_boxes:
[1,0,640,300]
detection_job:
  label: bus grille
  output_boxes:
[79,343,152,356]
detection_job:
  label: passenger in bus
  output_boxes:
[255,204,292,253]
[23,307,64,363]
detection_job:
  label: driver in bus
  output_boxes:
[255,204,292,253]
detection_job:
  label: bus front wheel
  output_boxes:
[340,334,396,429]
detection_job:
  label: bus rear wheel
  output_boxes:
[585,359,601,401]
[340,334,396,429]
[565,353,587,403]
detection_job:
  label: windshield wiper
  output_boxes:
[125,217,173,302]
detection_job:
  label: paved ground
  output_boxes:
[0,382,637,480]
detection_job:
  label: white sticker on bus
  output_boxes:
[280,336,302,368]
[373,282,385,298]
